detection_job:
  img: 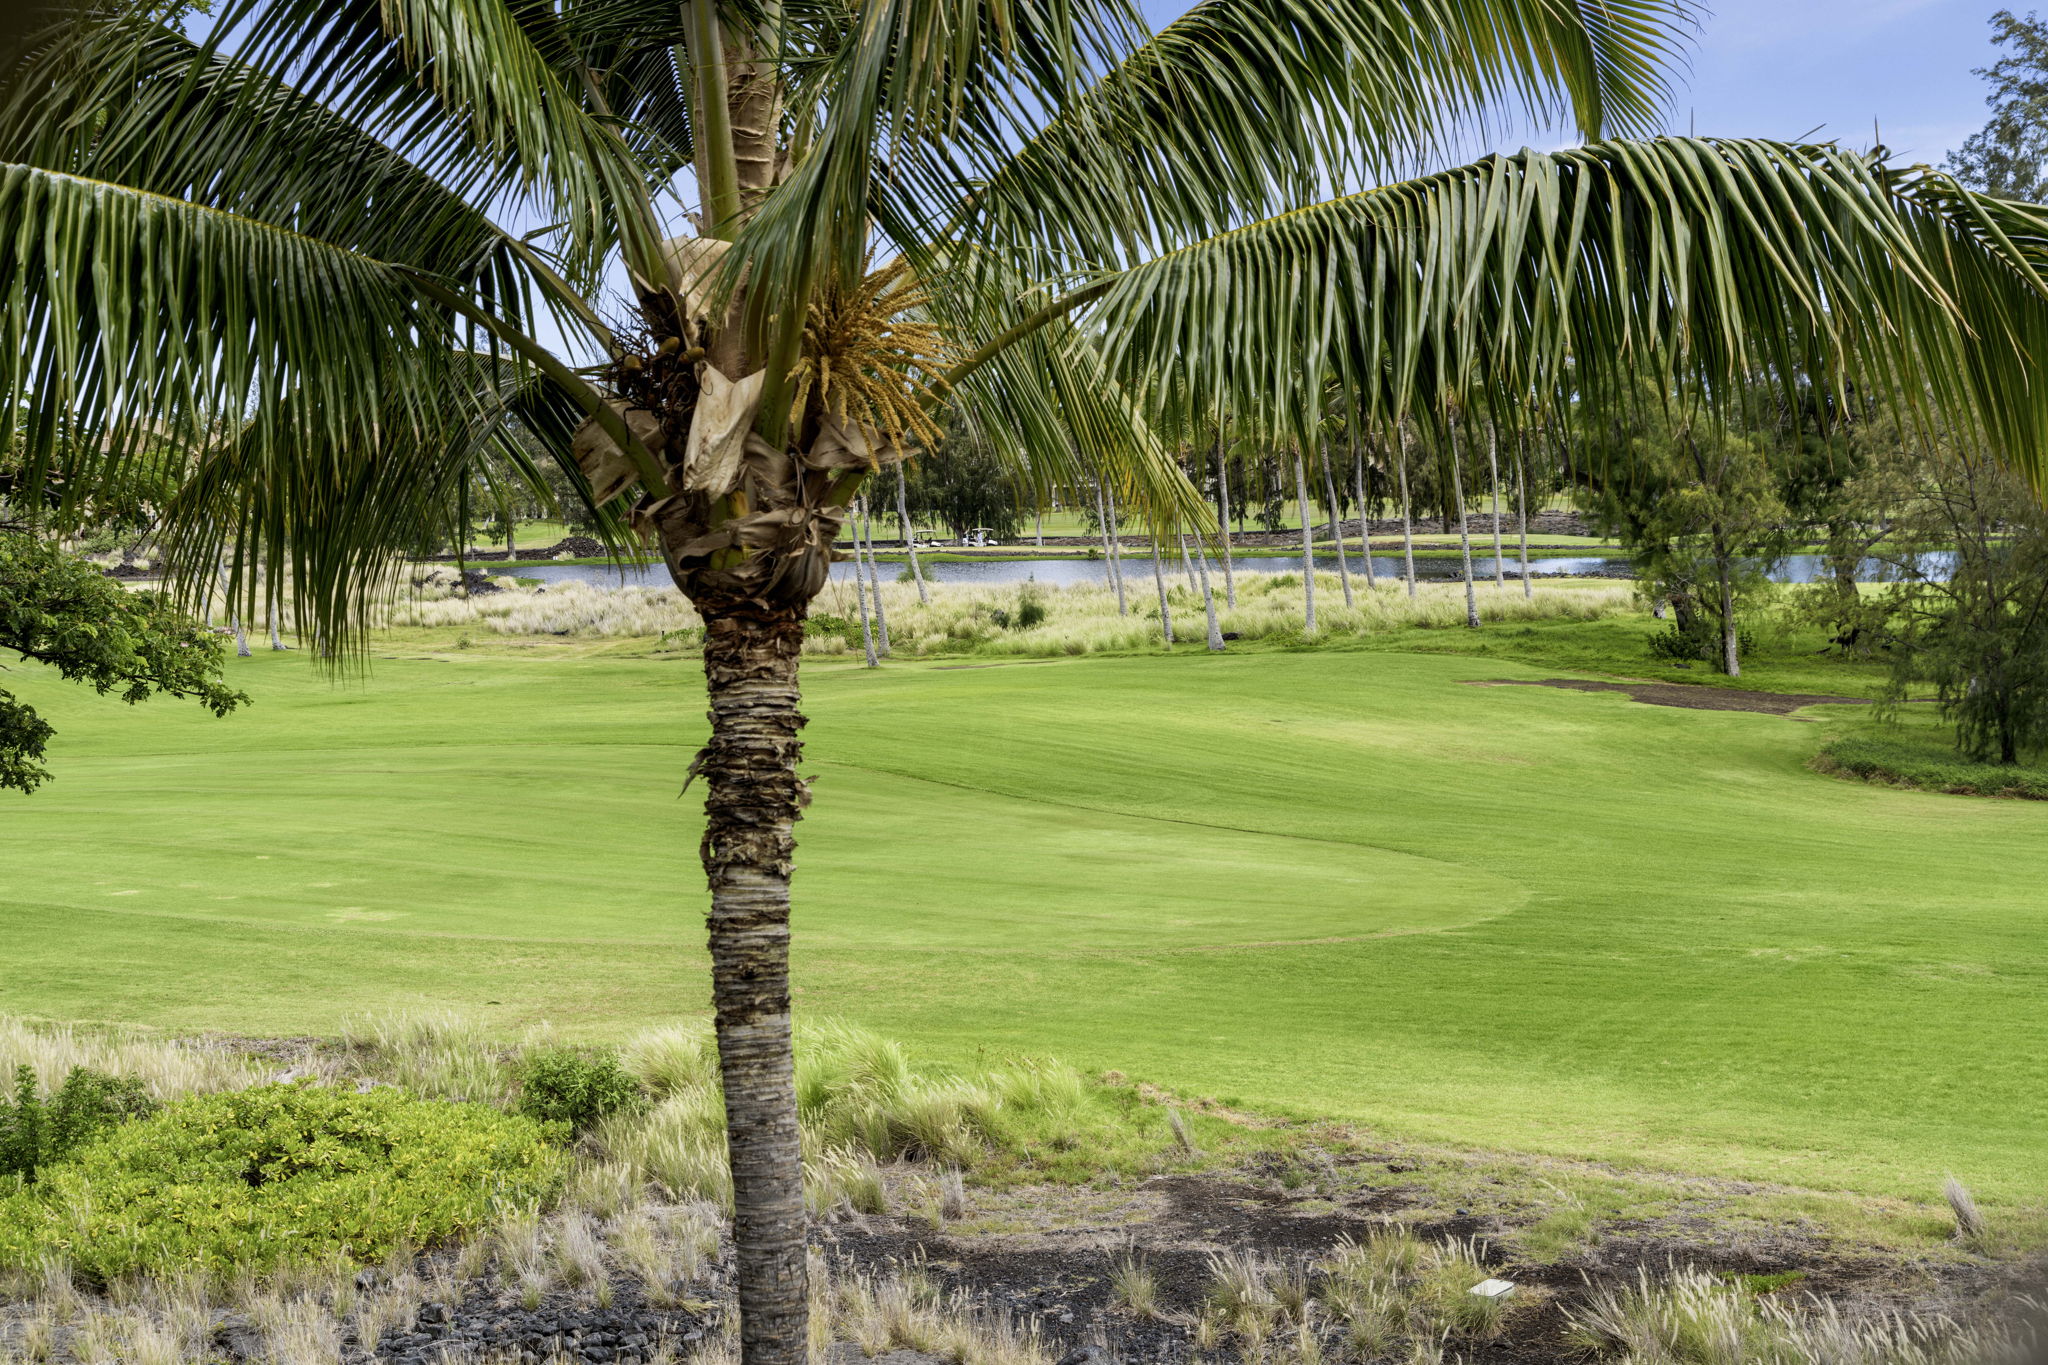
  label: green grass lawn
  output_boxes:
[5,633,2045,1205]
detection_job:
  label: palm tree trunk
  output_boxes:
[1212,423,1236,609]
[1515,430,1534,600]
[1034,507,1043,548]
[860,499,889,658]
[1712,519,1740,677]
[1446,417,1481,629]
[1100,481,1128,615]
[1352,441,1376,589]
[1178,538,1197,590]
[1150,529,1174,646]
[1321,448,1354,608]
[852,516,877,667]
[1293,449,1317,634]
[695,605,810,1365]
[1487,422,1506,589]
[506,517,517,563]
[216,564,250,657]
[894,466,927,605]
[1396,423,1418,600]
[1188,533,1225,651]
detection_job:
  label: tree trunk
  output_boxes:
[860,499,889,658]
[1515,430,1533,600]
[1178,536,1197,590]
[1487,422,1506,589]
[1035,508,1043,548]
[1712,520,1740,677]
[1353,444,1375,589]
[1213,428,1236,608]
[1188,533,1225,651]
[1150,530,1174,646]
[1102,481,1128,615]
[895,466,927,606]
[1321,448,1354,608]
[507,518,517,562]
[1396,423,1418,599]
[1447,418,1481,629]
[1293,449,1317,634]
[695,606,810,1365]
[852,512,877,667]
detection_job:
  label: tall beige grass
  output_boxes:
[0,1017,263,1099]
[383,568,1628,657]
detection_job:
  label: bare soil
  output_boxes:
[1467,678,1872,716]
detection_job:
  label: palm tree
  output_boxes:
[10,6,2048,1365]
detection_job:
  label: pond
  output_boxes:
[499,551,1953,590]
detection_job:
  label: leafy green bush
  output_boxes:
[515,1047,641,1131]
[1816,733,2048,799]
[0,1065,155,1185]
[1647,621,1755,664]
[0,1084,562,1280]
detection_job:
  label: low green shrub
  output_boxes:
[0,1065,155,1185]
[515,1047,641,1131]
[1647,621,1755,664]
[0,1083,562,1280]
[1816,733,2048,799]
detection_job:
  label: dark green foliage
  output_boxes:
[1820,731,2048,800]
[0,1084,562,1279]
[515,1047,641,1132]
[1874,448,2048,765]
[0,534,247,793]
[988,584,1048,631]
[1646,621,1755,664]
[805,613,854,639]
[903,409,1022,541]
[1948,10,2048,198]
[0,1065,155,1185]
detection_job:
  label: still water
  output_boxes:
[502,551,1949,590]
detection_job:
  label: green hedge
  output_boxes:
[1815,733,2048,800]
[0,1084,563,1280]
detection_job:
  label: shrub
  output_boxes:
[0,1065,156,1185]
[0,1083,562,1280]
[515,1047,642,1131]
[1816,733,2048,800]
[1647,620,1755,664]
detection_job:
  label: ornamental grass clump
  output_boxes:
[0,1084,563,1282]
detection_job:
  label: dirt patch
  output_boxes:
[1468,678,1872,716]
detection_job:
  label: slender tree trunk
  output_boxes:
[1712,519,1740,677]
[1487,422,1506,589]
[1189,533,1225,651]
[1447,417,1481,629]
[1213,428,1236,608]
[1035,507,1043,548]
[1515,430,1533,600]
[1294,449,1317,634]
[860,499,889,658]
[895,466,927,605]
[695,606,809,1365]
[1103,482,1128,615]
[1178,537,1197,590]
[1322,448,1354,608]
[1150,530,1174,646]
[1396,423,1418,599]
[852,515,877,667]
[216,564,250,656]
[1353,443,1376,589]
[506,518,517,563]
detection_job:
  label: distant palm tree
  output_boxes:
[10,6,2048,1364]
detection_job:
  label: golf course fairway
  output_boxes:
[4,643,2044,1201]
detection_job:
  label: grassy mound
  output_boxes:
[1816,730,2048,799]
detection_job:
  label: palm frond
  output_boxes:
[1079,137,2048,492]
[968,0,1696,274]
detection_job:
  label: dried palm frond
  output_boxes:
[787,261,949,455]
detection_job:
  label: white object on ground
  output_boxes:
[1469,1279,1516,1299]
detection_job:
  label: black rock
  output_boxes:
[1057,1347,1108,1365]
